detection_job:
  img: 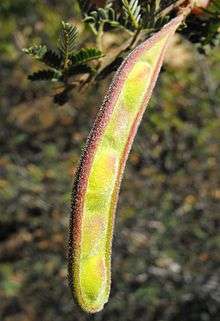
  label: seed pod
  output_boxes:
[69,15,183,314]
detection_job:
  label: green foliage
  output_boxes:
[42,50,62,69]
[28,69,62,81]
[181,0,220,54]
[58,21,78,58]
[23,45,48,59]
[122,0,141,29]
[69,48,103,65]
[82,1,178,33]
[84,3,120,32]
[141,0,169,30]
[67,63,93,76]
[23,45,62,69]
[22,1,220,105]
[23,21,103,105]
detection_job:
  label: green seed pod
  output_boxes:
[69,15,183,314]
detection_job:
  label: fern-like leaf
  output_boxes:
[28,69,61,81]
[69,48,103,65]
[23,45,47,59]
[23,45,62,69]
[58,21,78,58]
[41,50,62,69]
[67,64,93,77]
[122,0,141,30]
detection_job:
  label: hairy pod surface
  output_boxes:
[69,15,183,314]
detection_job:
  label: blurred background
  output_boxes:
[0,1,219,320]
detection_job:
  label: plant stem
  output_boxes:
[97,21,104,52]
[156,0,191,18]
[129,28,142,49]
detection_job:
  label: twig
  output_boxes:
[156,0,188,18]
[96,21,104,52]
[129,28,142,49]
